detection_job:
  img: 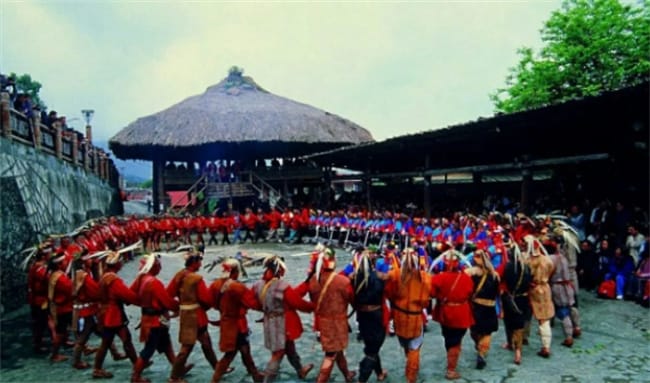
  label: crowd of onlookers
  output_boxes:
[2,73,85,143]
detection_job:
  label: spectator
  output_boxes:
[605,247,635,300]
[1,73,17,103]
[626,242,650,304]
[625,225,645,265]
[613,201,631,246]
[46,110,58,127]
[567,205,586,242]
[596,239,613,285]
[577,240,598,291]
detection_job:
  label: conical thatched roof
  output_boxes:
[109,68,374,161]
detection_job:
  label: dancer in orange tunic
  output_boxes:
[384,249,432,383]
[167,252,220,383]
[307,247,356,383]
[209,259,263,383]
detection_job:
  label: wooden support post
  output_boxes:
[473,172,482,202]
[83,141,90,171]
[153,160,164,214]
[99,155,106,180]
[32,110,41,149]
[365,176,372,213]
[53,121,63,160]
[71,132,78,165]
[93,148,99,176]
[521,169,532,214]
[85,124,92,146]
[423,154,431,219]
[0,92,10,139]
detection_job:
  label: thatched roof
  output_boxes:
[109,68,374,161]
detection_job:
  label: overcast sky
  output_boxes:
[1,1,561,145]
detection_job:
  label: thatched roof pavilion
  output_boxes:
[109,67,374,161]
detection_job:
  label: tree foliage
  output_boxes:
[491,0,650,113]
[139,179,153,189]
[10,72,47,109]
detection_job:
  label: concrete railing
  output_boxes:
[0,91,118,187]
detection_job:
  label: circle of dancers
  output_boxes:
[24,210,584,382]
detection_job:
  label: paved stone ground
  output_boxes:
[1,243,649,383]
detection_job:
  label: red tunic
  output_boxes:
[99,272,139,328]
[210,278,260,352]
[51,272,73,314]
[75,271,100,317]
[207,216,220,233]
[242,213,258,230]
[132,274,178,342]
[27,261,48,308]
[266,211,282,230]
[430,271,474,329]
[284,282,314,341]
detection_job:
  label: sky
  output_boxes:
[1,1,562,147]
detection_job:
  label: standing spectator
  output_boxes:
[627,240,650,304]
[577,241,598,291]
[567,205,586,242]
[625,225,645,265]
[605,247,635,300]
[613,201,631,247]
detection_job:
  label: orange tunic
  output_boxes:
[384,269,432,339]
[210,278,260,352]
[308,270,353,352]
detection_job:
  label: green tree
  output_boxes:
[491,0,650,113]
[11,72,46,109]
[139,179,153,189]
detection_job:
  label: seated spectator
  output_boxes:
[605,247,635,300]
[596,239,613,285]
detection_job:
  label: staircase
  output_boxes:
[167,171,285,215]
[167,175,208,215]
[242,171,285,209]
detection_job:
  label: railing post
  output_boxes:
[32,113,42,150]
[53,121,63,160]
[1,92,11,139]
[99,155,106,180]
[93,147,99,175]
[83,141,90,171]
[71,132,78,165]
[85,124,92,146]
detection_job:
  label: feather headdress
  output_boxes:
[523,234,548,257]
[353,251,372,294]
[138,253,161,275]
[552,220,581,254]
[262,254,287,277]
[400,248,421,283]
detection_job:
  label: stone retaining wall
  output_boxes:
[0,137,122,313]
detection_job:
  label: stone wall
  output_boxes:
[0,137,121,313]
